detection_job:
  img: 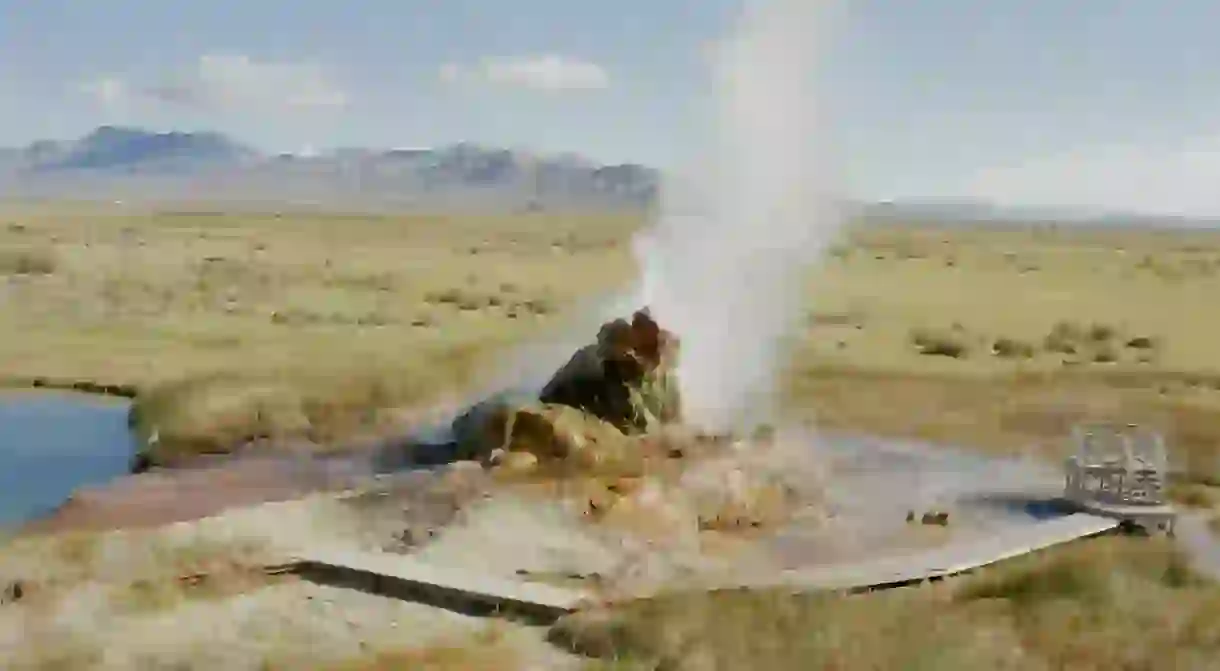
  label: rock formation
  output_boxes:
[450,307,684,470]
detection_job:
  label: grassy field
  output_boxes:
[554,535,1220,670]
[5,203,1220,481]
[4,202,1220,668]
[793,224,1220,487]
[0,204,635,464]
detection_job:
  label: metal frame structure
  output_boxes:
[1063,422,1176,533]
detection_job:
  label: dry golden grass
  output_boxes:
[0,523,274,609]
[1,495,570,669]
[320,624,522,671]
[0,205,635,465]
[1169,482,1220,509]
[6,204,1220,666]
[0,245,56,275]
[784,224,1220,486]
[554,536,1220,670]
[6,204,1220,480]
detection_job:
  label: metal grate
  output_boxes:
[1064,423,1168,506]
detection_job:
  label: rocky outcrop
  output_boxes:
[451,308,683,471]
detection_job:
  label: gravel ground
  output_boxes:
[0,486,585,670]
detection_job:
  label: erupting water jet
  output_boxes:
[633,0,847,434]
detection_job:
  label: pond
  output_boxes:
[0,391,136,527]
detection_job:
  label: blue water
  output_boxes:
[0,392,136,527]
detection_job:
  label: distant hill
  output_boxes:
[854,200,1220,230]
[0,126,660,211]
[27,126,257,172]
[1,126,1216,226]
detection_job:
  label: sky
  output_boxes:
[4,0,1220,214]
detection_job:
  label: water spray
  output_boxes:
[634,0,846,435]
[410,0,846,446]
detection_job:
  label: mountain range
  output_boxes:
[0,126,660,211]
[1,126,1215,227]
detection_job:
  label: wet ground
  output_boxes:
[8,392,1219,588]
[764,433,1068,567]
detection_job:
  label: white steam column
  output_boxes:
[637,0,847,435]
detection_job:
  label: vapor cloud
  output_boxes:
[77,76,129,110]
[440,55,610,92]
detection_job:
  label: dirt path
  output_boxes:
[20,454,375,536]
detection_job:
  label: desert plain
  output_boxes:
[1,201,1220,669]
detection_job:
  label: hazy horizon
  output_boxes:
[6,1,1220,215]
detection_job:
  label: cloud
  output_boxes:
[146,53,347,110]
[438,63,465,86]
[961,135,1220,217]
[440,55,610,92]
[78,76,129,109]
[78,53,347,115]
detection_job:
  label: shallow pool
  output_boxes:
[0,391,135,527]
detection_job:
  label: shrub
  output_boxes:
[910,328,971,359]
[0,248,56,275]
[991,337,1036,359]
[1043,320,1094,354]
[1125,336,1158,350]
[1087,322,1118,343]
[1091,344,1119,364]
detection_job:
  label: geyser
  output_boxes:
[431,0,847,445]
[637,0,846,433]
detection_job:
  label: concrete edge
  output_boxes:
[275,554,595,625]
[271,514,1133,621]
